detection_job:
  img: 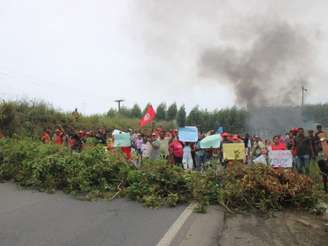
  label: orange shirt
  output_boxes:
[121,147,132,160]
[54,134,64,145]
[41,132,51,144]
[271,143,286,151]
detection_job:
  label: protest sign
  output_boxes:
[199,134,221,149]
[223,143,245,160]
[216,127,224,134]
[178,126,198,142]
[112,129,122,135]
[253,155,267,165]
[268,150,293,168]
[113,132,131,147]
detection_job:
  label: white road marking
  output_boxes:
[156,203,196,246]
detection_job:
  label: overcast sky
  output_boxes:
[1,0,327,114]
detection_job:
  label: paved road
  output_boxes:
[0,183,186,246]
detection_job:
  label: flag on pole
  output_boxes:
[140,105,156,127]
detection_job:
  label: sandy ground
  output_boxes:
[218,211,328,246]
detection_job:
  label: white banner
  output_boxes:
[268,150,293,168]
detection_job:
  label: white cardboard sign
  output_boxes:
[268,150,293,168]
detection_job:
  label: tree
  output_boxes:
[167,103,178,121]
[0,102,16,136]
[119,106,132,118]
[177,105,186,127]
[130,104,142,118]
[186,106,202,127]
[156,103,167,120]
[107,108,117,117]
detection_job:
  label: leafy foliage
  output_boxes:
[156,103,167,121]
[217,164,319,212]
[0,138,130,197]
[0,100,174,137]
[0,139,324,213]
[130,104,142,118]
[167,103,178,121]
[127,160,192,207]
[177,105,186,127]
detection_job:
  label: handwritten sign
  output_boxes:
[199,134,221,149]
[113,132,131,147]
[253,155,267,165]
[268,150,293,168]
[216,127,224,134]
[223,143,245,160]
[178,127,198,142]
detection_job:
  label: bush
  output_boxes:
[0,100,176,138]
[0,139,131,197]
[127,159,192,207]
[217,164,319,212]
[0,139,324,212]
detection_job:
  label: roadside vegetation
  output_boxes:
[1,100,328,139]
[0,138,326,214]
[0,100,327,213]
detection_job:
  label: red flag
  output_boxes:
[140,105,156,127]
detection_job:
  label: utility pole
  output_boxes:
[301,86,307,106]
[114,99,124,112]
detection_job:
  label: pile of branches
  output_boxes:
[217,164,319,212]
[0,138,323,213]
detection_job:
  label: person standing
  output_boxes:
[68,129,83,152]
[95,128,107,145]
[308,130,316,160]
[169,137,184,167]
[41,129,51,144]
[315,125,328,192]
[141,136,152,160]
[314,125,324,158]
[121,146,132,160]
[294,128,311,174]
[182,143,193,170]
[159,131,169,159]
[53,128,64,145]
[244,133,251,164]
[271,136,286,151]
[134,134,144,159]
[149,133,161,160]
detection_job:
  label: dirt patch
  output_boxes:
[218,211,328,246]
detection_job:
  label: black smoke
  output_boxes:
[199,21,313,108]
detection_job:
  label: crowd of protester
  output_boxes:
[40,124,328,193]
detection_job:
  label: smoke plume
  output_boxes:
[197,17,321,135]
[199,20,313,107]
[134,1,323,135]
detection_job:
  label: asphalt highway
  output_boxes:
[0,183,186,246]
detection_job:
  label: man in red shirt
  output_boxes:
[271,136,286,151]
[169,137,183,166]
[53,128,64,145]
[41,129,51,144]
